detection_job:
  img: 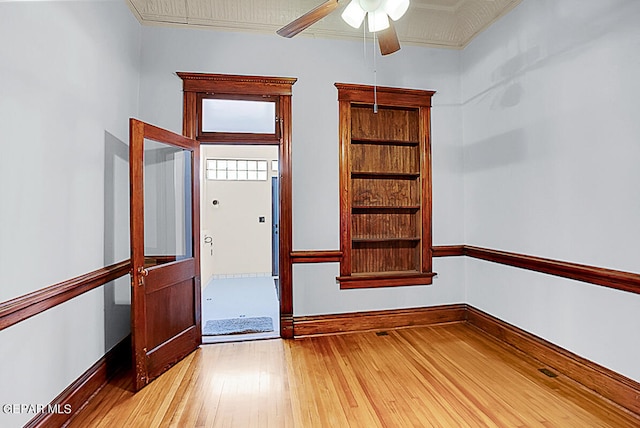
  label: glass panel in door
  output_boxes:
[143,139,193,267]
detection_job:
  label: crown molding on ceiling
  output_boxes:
[126,0,521,49]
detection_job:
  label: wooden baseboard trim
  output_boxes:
[0,260,131,331]
[293,304,467,337]
[25,335,131,428]
[466,306,640,417]
[280,313,294,339]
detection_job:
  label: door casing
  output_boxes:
[178,72,296,338]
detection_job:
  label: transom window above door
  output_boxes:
[197,94,279,143]
[202,99,275,133]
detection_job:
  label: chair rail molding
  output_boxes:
[0,260,131,331]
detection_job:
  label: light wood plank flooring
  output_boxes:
[69,323,640,427]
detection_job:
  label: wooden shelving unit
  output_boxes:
[336,83,435,289]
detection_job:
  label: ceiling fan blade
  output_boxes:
[377,21,401,56]
[277,0,340,38]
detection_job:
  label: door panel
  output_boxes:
[130,119,201,391]
[146,275,195,349]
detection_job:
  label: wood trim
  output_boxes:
[290,250,342,264]
[467,306,640,417]
[293,304,467,337]
[182,91,198,138]
[129,117,146,391]
[464,245,640,295]
[179,72,296,339]
[196,135,281,144]
[292,244,640,293]
[177,72,297,96]
[281,314,294,340]
[335,83,435,107]
[432,245,465,257]
[338,98,352,277]
[0,260,130,331]
[138,119,195,149]
[278,94,294,339]
[421,105,433,272]
[337,272,436,289]
[25,335,131,428]
[292,246,463,261]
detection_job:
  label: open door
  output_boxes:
[129,119,201,391]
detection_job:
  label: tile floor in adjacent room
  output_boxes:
[201,275,280,343]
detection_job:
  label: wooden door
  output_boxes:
[129,118,201,391]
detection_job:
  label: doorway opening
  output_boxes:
[200,145,280,343]
[178,72,297,340]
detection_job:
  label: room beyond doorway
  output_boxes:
[200,144,280,343]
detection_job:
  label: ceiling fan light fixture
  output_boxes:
[368,9,390,32]
[384,0,410,21]
[341,0,367,29]
[280,0,402,55]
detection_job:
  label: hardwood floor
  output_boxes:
[69,323,639,427]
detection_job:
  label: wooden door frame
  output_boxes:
[177,72,297,339]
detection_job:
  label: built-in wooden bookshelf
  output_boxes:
[336,83,435,289]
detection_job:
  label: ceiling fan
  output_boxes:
[276,0,410,56]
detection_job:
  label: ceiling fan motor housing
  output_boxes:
[359,0,384,12]
[343,0,410,31]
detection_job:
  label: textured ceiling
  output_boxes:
[126,0,522,49]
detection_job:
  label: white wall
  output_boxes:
[138,26,467,317]
[462,0,640,382]
[201,145,278,279]
[0,1,140,426]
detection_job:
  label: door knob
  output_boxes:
[135,266,149,287]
